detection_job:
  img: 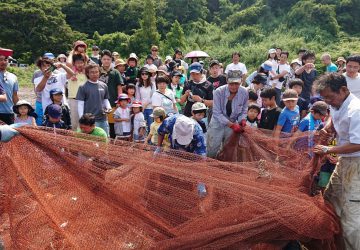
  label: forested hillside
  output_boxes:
[1,0,360,69]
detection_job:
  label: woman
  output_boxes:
[207,70,248,158]
[168,71,184,113]
[336,56,346,73]
[152,76,178,115]
[135,67,156,130]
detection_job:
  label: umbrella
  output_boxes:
[184,50,209,59]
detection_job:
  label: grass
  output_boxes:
[6,65,36,88]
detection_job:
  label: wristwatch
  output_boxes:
[322,146,330,154]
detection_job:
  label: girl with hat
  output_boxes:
[131,101,146,142]
[113,94,132,140]
[125,53,139,85]
[13,100,36,126]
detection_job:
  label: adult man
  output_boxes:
[99,50,123,138]
[157,114,206,156]
[313,73,360,249]
[224,52,248,83]
[180,62,213,117]
[207,70,248,158]
[321,53,338,73]
[34,57,74,113]
[90,45,100,65]
[0,49,19,125]
[150,45,162,68]
[207,60,227,90]
[343,55,360,99]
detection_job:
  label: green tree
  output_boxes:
[163,20,186,55]
[93,32,130,57]
[128,0,160,56]
[62,0,123,35]
[0,1,84,63]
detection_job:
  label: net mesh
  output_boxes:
[0,126,342,249]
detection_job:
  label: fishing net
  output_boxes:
[0,126,342,249]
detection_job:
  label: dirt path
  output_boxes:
[18,86,36,105]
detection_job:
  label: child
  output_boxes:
[190,102,208,133]
[297,101,327,133]
[13,100,36,126]
[43,104,67,129]
[131,101,146,142]
[125,83,136,107]
[78,113,108,140]
[259,88,282,130]
[248,90,258,106]
[168,71,184,113]
[281,79,309,119]
[125,53,139,85]
[113,94,132,139]
[44,88,71,130]
[144,107,166,146]
[66,40,89,66]
[246,104,261,128]
[273,89,300,138]
[247,73,267,107]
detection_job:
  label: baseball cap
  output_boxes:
[151,107,166,118]
[268,48,276,54]
[47,104,62,119]
[189,62,202,73]
[227,70,242,83]
[191,102,208,112]
[252,73,268,85]
[43,52,55,59]
[172,115,195,146]
[311,101,328,115]
[171,71,182,77]
[261,61,273,71]
[49,88,63,96]
[282,89,298,102]
[209,60,220,68]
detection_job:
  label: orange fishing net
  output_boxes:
[0,126,342,249]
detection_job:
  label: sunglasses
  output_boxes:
[152,50,158,52]
[141,73,148,75]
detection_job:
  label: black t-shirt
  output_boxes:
[258,107,282,130]
[300,70,317,102]
[207,75,227,90]
[182,80,214,117]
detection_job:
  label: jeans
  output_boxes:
[274,88,282,106]
[95,120,110,137]
[144,108,153,132]
[35,101,43,126]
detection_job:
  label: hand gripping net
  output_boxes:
[0,126,342,249]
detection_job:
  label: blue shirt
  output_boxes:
[0,71,19,114]
[326,63,338,73]
[298,113,322,132]
[157,114,206,156]
[277,106,300,133]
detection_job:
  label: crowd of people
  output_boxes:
[0,42,360,248]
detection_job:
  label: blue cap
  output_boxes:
[43,52,55,59]
[47,104,62,119]
[49,88,63,96]
[189,62,202,73]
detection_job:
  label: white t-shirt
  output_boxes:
[34,72,67,112]
[344,73,360,99]
[151,89,176,115]
[114,107,131,133]
[133,112,145,135]
[135,82,156,109]
[224,62,248,75]
[270,63,290,89]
